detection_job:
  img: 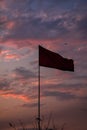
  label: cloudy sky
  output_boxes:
[0,0,87,130]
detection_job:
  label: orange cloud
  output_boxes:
[1,37,83,50]
[1,50,9,54]
[3,93,29,102]
[0,90,30,102]
[0,49,20,61]
[5,53,20,61]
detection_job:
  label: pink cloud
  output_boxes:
[0,49,20,61]
[0,0,7,10]
[1,37,86,51]
[6,21,15,30]
[0,90,32,102]
[4,53,20,61]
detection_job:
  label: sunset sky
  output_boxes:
[0,0,87,130]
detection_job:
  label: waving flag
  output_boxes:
[39,45,74,72]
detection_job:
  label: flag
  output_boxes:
[39,45,74,72]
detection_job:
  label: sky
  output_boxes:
[0,0,87,130]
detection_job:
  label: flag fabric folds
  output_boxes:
[39,45,74,72]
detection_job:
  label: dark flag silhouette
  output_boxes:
[38,45,74,130]
[39,45,74,71]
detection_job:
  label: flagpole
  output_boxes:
[38,46,41,130]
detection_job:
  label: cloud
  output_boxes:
[0,0,86,42]
[1,15,69,40]
[0,73,37,102]
[30,60,38,66]
[76,15,87,40]
[0,47,20,61]
[0,91,29,102]
[0,81,35,102]
[43,90,76,100]
[14,67,36,79]
[0,77,30,101]
[22,102,38,108]
[22,102,45,108]
[4,53,20,61]
[1,13,86,43]
[0,44,33,62]
[0,78,11,90]
[0,0,86,58]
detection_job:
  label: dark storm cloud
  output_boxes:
[14,67,36,79]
